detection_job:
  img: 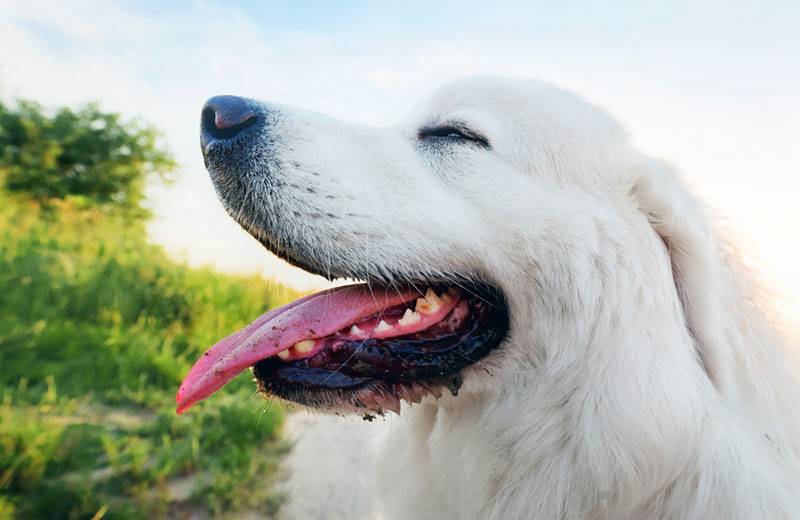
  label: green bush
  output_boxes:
[0,195,294,406]
[0,101,175,215]
[0,101,297,519]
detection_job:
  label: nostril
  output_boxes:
[201,96,259,141]
[201,106,257,140]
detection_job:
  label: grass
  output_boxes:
[0,191,301,519]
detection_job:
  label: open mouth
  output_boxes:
[176,280,508,415]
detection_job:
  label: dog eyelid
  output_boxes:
[417,122,490,148]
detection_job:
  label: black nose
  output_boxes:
[201,95,259,141]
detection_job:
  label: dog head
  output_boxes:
[178,77,730,415]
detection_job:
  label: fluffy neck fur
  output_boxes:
[377,198,800,520]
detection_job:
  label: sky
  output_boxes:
[1,0,798,333]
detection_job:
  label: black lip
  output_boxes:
[252,286,509,410]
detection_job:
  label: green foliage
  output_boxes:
[1,395,287,519]
[0,100,175,215]
[0,101,299,518]
[0,195,296,406]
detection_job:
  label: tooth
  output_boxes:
[439,291,452,303]
[416,294,441,314]
[425,288,441,304]
[349,324,363,336]
[375,320,392,332]
[398,308,421,326]
[277,350,290,360]
[425,289,443,311]
[294,340,315,353]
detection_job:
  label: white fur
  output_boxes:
[232,78,800,519]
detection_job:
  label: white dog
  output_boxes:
[179,77,800,519]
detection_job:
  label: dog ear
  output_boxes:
[630,157,735,398]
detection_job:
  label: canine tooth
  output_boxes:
[294,340,315,354]
[349,324,364,336]
[375,320,392,332]
[398,308,421,326]
[277,350,290,360]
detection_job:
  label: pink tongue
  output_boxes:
[176,284,419,414]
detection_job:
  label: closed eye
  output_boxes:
[417,123,490,148]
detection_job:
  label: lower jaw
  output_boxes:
[255,377,457,417]
[251,289,509,415]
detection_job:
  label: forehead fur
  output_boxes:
[411,76,633,187]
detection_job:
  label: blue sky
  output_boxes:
[1,0,799,331]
